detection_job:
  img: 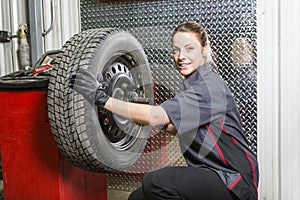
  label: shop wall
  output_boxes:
[0,0,80,76]
[257,0,300,199]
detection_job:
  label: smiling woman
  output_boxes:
[172,22,214,77]
[71,21,259,200]
[172,32,207,76]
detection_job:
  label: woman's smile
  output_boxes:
[178,62,192,69]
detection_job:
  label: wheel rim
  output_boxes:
[98,53,146,151]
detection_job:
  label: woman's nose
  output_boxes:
[178,51,186,60]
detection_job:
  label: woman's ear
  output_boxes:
[202,45,208,59]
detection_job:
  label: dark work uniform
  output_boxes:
[128,63,259,200]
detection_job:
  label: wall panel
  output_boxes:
[257,0,300,199]
[0,0,80,76]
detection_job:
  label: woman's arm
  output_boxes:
[104,97,170,127]
[69,68,170,127]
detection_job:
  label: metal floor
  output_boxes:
[108,189,131,200]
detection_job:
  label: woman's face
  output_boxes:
[172,32,207,76]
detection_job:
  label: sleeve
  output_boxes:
[161,76,230,135]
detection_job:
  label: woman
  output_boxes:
[72,21,259,200]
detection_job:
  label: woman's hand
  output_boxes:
[69,68,110,108]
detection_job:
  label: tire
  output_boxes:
[47,28,153,172]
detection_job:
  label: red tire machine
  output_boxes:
[0,51,107,200]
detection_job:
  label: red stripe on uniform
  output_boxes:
[219,119,238,144]
[206,125,229,167]
[231,137,238,144]
[245,150,258,198]
[228,174,242,190]
[218,119,228,134]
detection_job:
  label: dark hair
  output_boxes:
[172,21,208,47]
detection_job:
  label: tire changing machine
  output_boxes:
[0,59,107,199]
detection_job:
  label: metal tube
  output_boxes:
[28,0,43,66]
[42,0,55,37]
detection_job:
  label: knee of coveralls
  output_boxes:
[142,169,181,200]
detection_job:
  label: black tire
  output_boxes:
[47,28,153,172]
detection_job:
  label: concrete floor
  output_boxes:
[108,189,131,200]
[0,181,131,200]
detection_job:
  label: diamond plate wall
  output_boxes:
[80,0,257,192]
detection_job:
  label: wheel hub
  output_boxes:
[98,61,142,150]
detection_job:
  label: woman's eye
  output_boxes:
[186,47,194,52]
[172,48,180,54]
